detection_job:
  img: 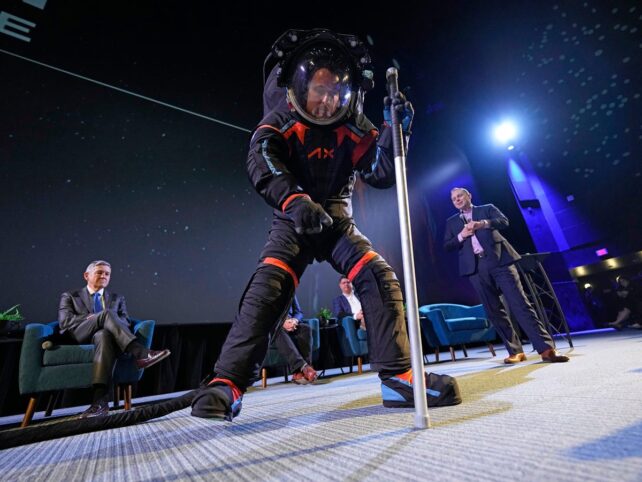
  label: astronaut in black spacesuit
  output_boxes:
[191,29,422,420]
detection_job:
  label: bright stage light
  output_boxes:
[493,121,517,145]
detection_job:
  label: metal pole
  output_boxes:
[386,67,430,429]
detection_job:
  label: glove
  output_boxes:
[283,194,333,234]
[383,91,414,133]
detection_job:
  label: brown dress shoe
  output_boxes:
[540,348,569,363]
[504,352,527,364]
[135,349,171,369]
[292,364,318,385]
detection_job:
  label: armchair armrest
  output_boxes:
[425,310,452,345]
[19,323,54,394]
[130,319,155,349]
[301,318,320,352]
[338,316,367,356]
[465,304,487,319]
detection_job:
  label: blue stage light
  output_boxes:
[493,121,518,145]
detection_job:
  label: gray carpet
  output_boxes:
[1,331,641,481]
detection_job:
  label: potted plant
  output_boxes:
[317,307,333,327]
[0,304,25,333]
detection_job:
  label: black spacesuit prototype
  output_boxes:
[191,29,416,420]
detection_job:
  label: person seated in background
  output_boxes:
[332,276,366,331]
[58,260,171,417]
[609,276,642,330]
[271,295,318,384]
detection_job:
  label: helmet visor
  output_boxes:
[287,46,353,125]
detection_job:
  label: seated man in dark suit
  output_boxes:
[332,276,366,331]
[271,295,318,384]
[444,187,568,364]
[58,260,171,417]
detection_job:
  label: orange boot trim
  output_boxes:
[395,369,413,384]
[208,377,243,400]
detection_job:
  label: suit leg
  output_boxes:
[493,264,554,353]
[469,263,523,355]
[214,220,310,390]
[99,311,137,352]
[272,327,307,372]
[215,264,296,389]
[68,311,135,352]
[92,329,118,386]
[293,323,312,365]
[330,225,410,377]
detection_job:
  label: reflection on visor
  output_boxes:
[305,68,349,120]
[288,49,355,125]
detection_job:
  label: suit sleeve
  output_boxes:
[353,112,411,189]
[246,114,305,210]
[289,296,304,321]
[58,292,88,332]
[443,219,464,252]
[332,296,351,320]
[485,204,509,230]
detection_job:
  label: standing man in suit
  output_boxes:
[333,276,366,331]
[443,188,568,364]
[59,260,171,417]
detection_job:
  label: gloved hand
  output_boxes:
[283,195,333,234]
[383,91,414,133]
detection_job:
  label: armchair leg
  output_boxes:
[44,391,60,417]
[434,348,440,363]
[261,368,268,389]
[487,343,496,357]
[449,346,456,362]
[21,396,38,428]
[462,344,468,358]
[349,357,354,373]
[114,385,121,410]
[357,356,363,374]
[124,385,132,410]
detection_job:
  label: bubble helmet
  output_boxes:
[264,29,374,126]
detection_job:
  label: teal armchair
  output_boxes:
[261,318,320,388]
[418,304,497,361]
[18,319,155,426]
[336,316,368,374]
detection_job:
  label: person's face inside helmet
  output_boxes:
[305,68,341,120]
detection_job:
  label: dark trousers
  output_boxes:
[468,257,554,355]
[67,310,136,385]
[272,323,311,373]
[215,216,411,390]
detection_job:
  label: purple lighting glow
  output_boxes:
[595,248,608,257]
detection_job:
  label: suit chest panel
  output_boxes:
[285,124,356,197]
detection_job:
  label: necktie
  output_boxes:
[93,292,102,314]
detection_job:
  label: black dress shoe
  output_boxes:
[135,349,171,369]
[80,400,109,418]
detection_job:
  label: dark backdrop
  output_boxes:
[1,1,640,325]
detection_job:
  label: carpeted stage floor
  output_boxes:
[1,330,641,481]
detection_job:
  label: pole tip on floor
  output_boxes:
[414,415,431,429]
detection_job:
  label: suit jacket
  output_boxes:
[58,287,128,333]
[443,203,521,277]
[333,294,355,320]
